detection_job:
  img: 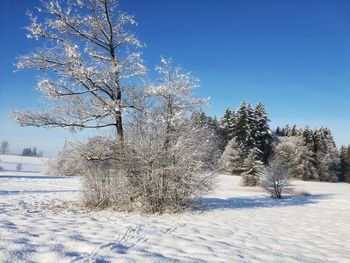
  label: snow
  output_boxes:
[0,155,47,173]
[1,171,350,262]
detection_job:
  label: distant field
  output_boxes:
[0,155,47,173]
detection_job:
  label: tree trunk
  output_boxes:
[115,114,124,147]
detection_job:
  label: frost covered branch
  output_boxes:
[14,0,146,145]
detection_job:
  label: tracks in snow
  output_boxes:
[74,222,184,262]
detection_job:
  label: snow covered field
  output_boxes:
[0,172,349,263]
[0,155,47,173]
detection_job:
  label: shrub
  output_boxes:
[77,124,217,213]
[260,158,292,199]
[43,144,84,176]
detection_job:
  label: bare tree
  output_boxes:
[16,163,23,172]
[0,141,10,154]
[147,57,209,150]
[12,0,146,146]
[260,158,292,199]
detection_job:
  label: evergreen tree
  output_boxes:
[313,128,339,182]
[275,126,282,136]
[220,108,235,142]
[219,138,245,174]
[22,148,32,156]
[254,102,273,164]
[32,147,37,157]
[340,145,350,183]
[232,101,256,160]
[219,101,273,173]
[240,147,264,186]
[283,124,291,136]
[290,125,300,136]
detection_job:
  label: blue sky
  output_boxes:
[1,0,350,157]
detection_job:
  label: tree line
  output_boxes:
[0,141,43,157]
[22,147,43,157]
[217,102,348,184]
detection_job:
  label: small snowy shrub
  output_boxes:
[121,123,216,213]
[79,131,216,213]
[260,158,292,199]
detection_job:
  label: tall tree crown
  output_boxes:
[13,0,146,143]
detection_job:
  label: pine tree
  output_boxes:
[32,147,37,157]
[220,108,235,142]
[290,125,300,136]
[22,148,33,157]
[254,102,273,164]
[283,124,291,136]
[313,128,339,182]
[220,101,273,173]
[219,138,245,174]
[232,101,256,160]
[340,145,350,183]
[240,147,264,186]
[275,126,282,136]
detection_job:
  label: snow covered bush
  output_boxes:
[117,58,216,213]
[260,158,292,199]
[43,143,84,176]
[82,145,130,210]
[122,125,216,213]
[78,125,217,213]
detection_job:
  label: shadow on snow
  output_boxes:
[202,194,330,211]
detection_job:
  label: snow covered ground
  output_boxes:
[0,171,349,263]
[0,155,47,173]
